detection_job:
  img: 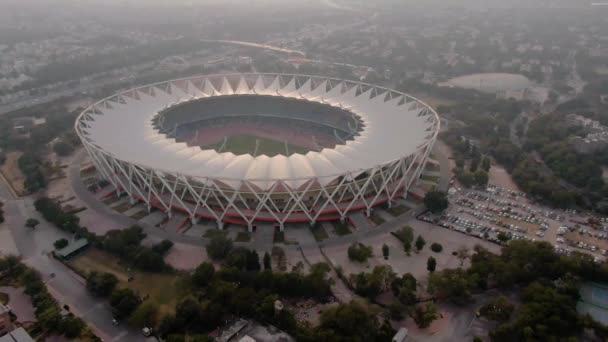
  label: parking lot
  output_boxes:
[421,184,608,262]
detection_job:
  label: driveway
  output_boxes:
[0,286,35,323]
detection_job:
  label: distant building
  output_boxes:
[54,239,89,260]
[0,304,13,336]
[0,327,34,342]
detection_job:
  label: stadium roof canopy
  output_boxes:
[77,74,439,190]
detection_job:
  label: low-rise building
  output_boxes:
[0,327,34,342]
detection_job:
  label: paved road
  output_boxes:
[0,176,146,341]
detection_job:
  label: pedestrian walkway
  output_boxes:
[252,224,275,252]
[347,210,373,231]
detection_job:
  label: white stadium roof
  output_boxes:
[77,74,439,191]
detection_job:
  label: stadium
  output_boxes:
[75,73,440,230]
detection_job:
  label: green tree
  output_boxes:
[497,232,511,243]
[412,302,439,328]
[430,242,443,253]
[317,301,395,341]
[479,296,514,322]
[392,226,414,255]
[59,316,84,338]
[347,243,373,263]
[174,296,203,330]
[86,271,118,297]
[53,140,74,156]
[474,170,489,187]
[481,156,491,171]
[424,191,448,213]
[382,244,389,259]
[427,256,437,272]
[192,262,215,288]
[128,301,159,328]
[415,235,426,252]
[456,247,470,266]
[206,234,233,260]
[110,288,141,319]
[427,268,472,304]
[53,238,68,249]
[246,250,261,271]
[263,252,272,270]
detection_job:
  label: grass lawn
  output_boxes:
[130,209,150,220]
[370,212,385,225]
[203,229,228,239]
[386,205,410,217]
[67,249,189,316]
[235,231,251,242]
[310,224,329,241]
[332,221,352,236]
[425,162,441,171]
[420,174,440,183]
[205,134,308,157]
[0,292,8,305]
[112,201,133,213]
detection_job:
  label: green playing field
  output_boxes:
[204,134,309,156]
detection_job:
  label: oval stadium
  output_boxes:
[75,73,440,230]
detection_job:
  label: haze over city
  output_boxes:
[0,1,607,341]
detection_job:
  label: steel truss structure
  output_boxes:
[75,73,440,230]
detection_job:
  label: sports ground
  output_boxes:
[204,133,310,157]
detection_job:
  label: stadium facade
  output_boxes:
[75,73,440,230]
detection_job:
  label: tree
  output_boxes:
[151,239,174,256]
[427,256,437,272]
[479,296,514,322]
[246,250,261,271]
[128,301,159,328]
[25,218,40,229]
[415,235,426,252]
[456,247,470,266]
[481,156,491,171]
[59,316,84,338]
[497,232,511,243]
[430,242,443,253]
[263,252,272,270]
[53,140,74,156]
[392,226,414,255]
[53,238,68,249]
[86,271,118,297]
[206,234,233,260]
[474,170,489,187]
[110,288,141,319]
[412,303,439,328]
[174,296,203,330]
[348,243,373,263]
[424,191,448,213]
[192,262,215,288]
[382,244,389,260]
[427,268,472,304]
[317,301,395,341]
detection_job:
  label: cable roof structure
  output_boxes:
[76,73,440,230]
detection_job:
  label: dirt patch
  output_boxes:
[488,164,521,192]
[0,151,26,195]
